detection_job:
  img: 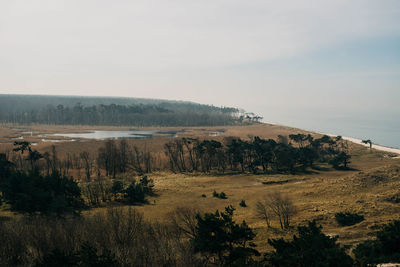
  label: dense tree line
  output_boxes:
[164,134,351,174]
[2,134,352,191]
[0,94,249,126]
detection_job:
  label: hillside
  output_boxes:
[0,94,256,126]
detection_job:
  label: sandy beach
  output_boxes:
[267,121,400,155]
[326,134,400,155]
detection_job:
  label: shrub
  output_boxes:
[123,177,155,204]
[219,192,227,199]
[335,212,364,226]
[111,180,124,197]
[212,190,218,197]
[36,243,119,267]
[212,190,227,199]
[201,194,206,198]
[265,220,353,266]
[125,180,146,204]
[139,176,154,196]
[239,200,247,207]
[354,220,400,266]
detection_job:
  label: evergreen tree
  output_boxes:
[192,206,259,266]
[354,220,400,266]
[265,220,353,267]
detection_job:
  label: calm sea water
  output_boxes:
[258,107,400,149]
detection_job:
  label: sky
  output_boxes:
[1,0,400,117]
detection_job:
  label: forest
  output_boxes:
[0,94,261,126]
[3,134,351,183]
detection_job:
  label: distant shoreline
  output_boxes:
[265,121,400,155]
[326,134,400,155]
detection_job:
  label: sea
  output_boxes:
[257,107,400,149]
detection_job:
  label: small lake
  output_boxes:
[48,130,178,140]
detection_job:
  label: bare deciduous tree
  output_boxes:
[119,140,128,173]
[255,201,271,228]
[267,192,297,230]
[168,206,200,239]
[131,145,144,175]
[80,151,92,181]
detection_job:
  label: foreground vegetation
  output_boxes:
[1,205,399,266]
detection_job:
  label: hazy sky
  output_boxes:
[1,0,399,116]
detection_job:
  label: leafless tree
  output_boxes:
[164,142,181,173]
[130,145,144,175]
[43,152,51,175]
[267,192,297,230]
[97,140,120,177]
[168,206,200,239]
[182,138,199,171]
[255,201,271,228]
[119,140,128,173]
[80,151,92,181]
[143,147,152,173]
[73,153,82,179]
[51,145,58,174]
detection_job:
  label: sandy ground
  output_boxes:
[342,136,400,155]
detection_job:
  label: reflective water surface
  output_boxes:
[49,130,177,140]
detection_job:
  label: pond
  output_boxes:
[47,130,178,140]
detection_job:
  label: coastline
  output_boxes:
[265,121,400,156]
[340,136,400,155]
[325,134,400,155]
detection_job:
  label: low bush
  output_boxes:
[36,243,119,267]
[354,220,400,266]
[265,220,354,266]
[335,212,364,226]
[212,190,227,199]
